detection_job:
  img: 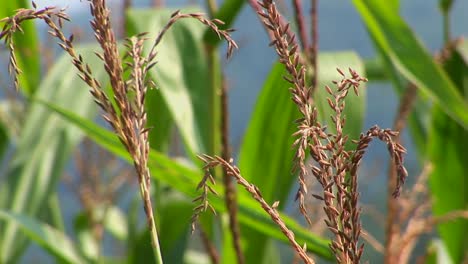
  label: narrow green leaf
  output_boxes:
[352,0,468,127]
[46,193,65,232]
[39,100,333,260]
[0,44,107,262]
[364,57,389,81]
[0,210,85,264]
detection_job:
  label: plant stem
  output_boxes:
[310,0,318,92]
[139,171,164,264]
[220,78,244,264]
[443,11,450,44]
[199,225,220,264]
[384,83,417,264]
[206,0,218,17]
[292,0,309,54]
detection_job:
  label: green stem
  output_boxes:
[443,11,450,44]
[139,172,163,264]
[206,0,218,17]
[206,45,221,157]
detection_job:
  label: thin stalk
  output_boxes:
[220,78,244,264]
[139,172,164,264]
[206,45,222,157]
[310,0,318,92]
[292,0,309,54]
[384,83,417,264]
[205,1,242,260]
[206,0,218,17]
[199,225,220,264]
[442,11,450,44]
[202,41,223,264]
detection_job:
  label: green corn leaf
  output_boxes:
[352,0,468,128]
[428,40,468,263]
[0,210,85,264]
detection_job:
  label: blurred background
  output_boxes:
[1,0,467,263]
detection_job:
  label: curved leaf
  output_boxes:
[238,61,298,264]
[0,210,85,264]
[352,0,468,128]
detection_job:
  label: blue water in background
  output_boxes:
[20,0,468,262]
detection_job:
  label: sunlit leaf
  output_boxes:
[352,0,468,127]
